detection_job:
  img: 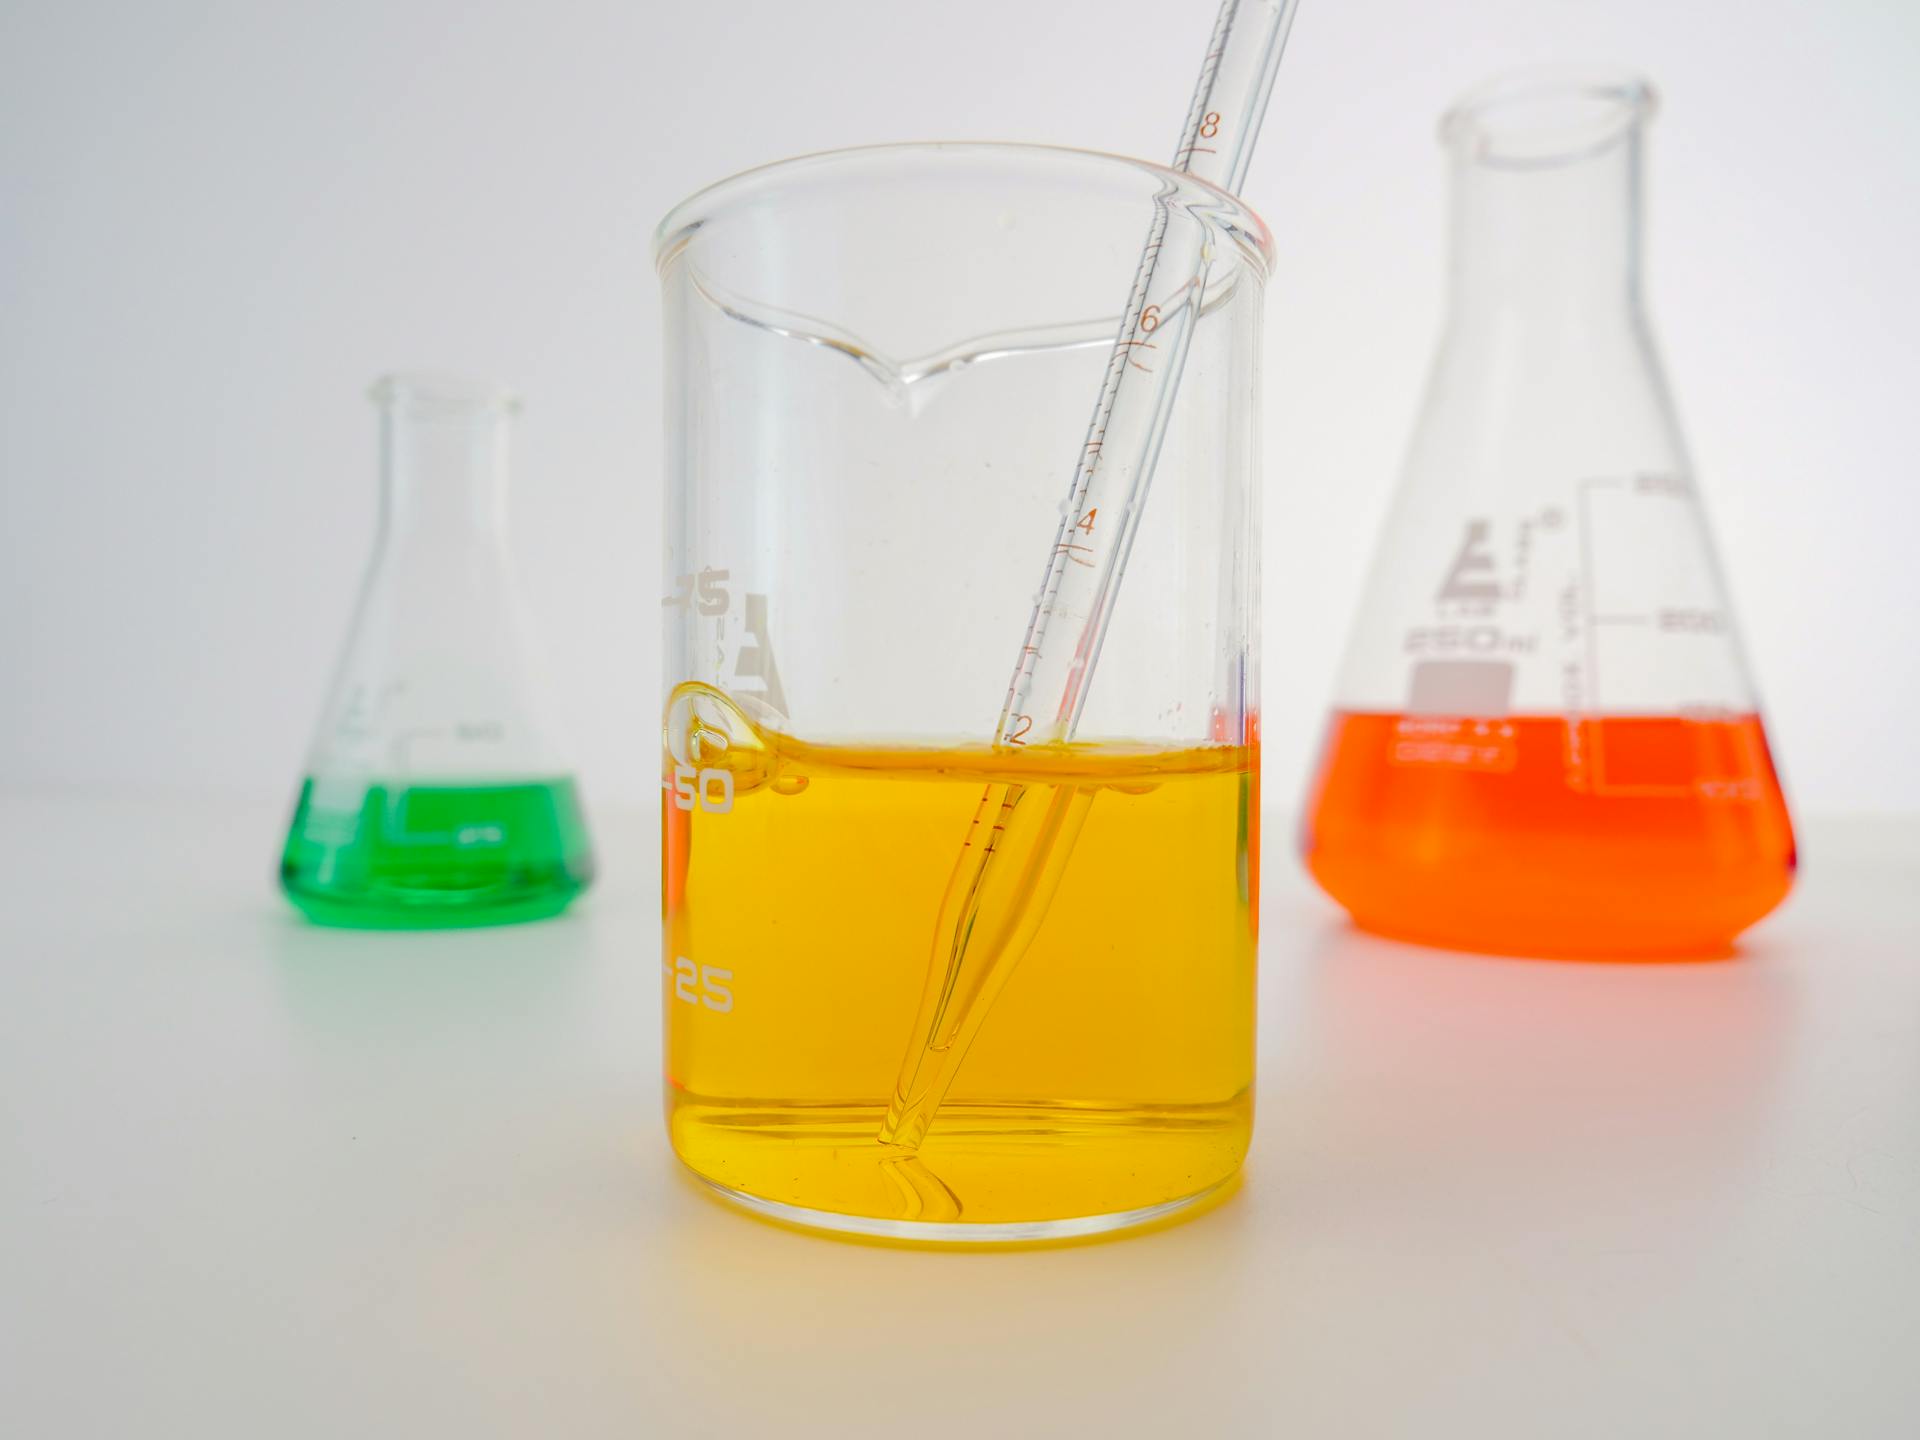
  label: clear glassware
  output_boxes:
[1301,68,1795,958]
[656,143,1269,1241]
[280,374,595,928]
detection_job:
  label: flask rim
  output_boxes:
[1442,65,1658,171]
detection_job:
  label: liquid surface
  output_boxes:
[282,777,594,928]
[664,732,1256,1229]
[1302,711,1795,956]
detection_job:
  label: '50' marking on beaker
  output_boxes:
[665,764,734,815]
[666,956,734,1013]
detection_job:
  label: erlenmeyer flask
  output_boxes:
[1301,68,1794,957]
[280,374,595,928]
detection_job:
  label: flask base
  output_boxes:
[1301,711,1796,958]
[279,775,595,930]
[282,886,584,930]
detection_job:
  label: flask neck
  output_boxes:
[1442,72,1654,328]
[374,377,518,538]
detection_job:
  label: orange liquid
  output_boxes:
[1301,711,1795,957]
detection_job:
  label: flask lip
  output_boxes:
[369,372,522,416]
[1442,65,1658,170]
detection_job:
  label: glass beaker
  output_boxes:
[1301,69,1795,958]
[656,144,1268,1241]
[280,374,595,928]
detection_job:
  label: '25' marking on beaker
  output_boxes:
[665,765,734,814]
[668,956,734,1013]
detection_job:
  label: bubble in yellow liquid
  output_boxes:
[661,683,1257,1234]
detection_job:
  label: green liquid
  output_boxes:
[280,776,595,928]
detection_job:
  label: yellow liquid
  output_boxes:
[663,720,1256,1231]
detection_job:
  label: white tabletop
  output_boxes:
[4,791,1916,1437]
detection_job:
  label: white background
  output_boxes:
[4,0,1916,814]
